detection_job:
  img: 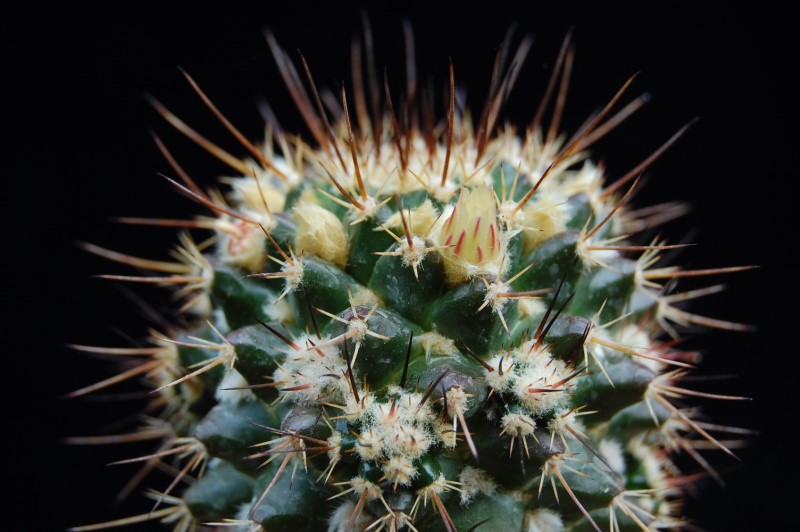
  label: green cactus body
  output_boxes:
[71,27,752,532]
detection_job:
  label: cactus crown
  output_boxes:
[70,24,752,532]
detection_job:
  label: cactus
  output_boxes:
[68,24,754,532]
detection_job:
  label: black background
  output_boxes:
[8,4,792,531]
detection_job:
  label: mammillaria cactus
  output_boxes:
[64,18,760,532]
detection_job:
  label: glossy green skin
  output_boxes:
[172,163,668,531]
[183,461,254,521]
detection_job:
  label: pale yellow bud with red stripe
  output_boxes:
[436,186,506,284]
[441,186,502,265]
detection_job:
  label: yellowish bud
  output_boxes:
[293,203,349,267]
[440,186,501,266]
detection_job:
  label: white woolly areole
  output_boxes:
[483,278,511,315]
[382,455,417,487]
[458,466,497,505]
[434,418,458,448]
[344,389,374,420]
[445,386,471,415]
[348,318,368,344]
[417,332,459,361]
[347,477,384,500]
[348,194,383,225]
[293,202,349,267]
[512,348,571,417]
[215,369,256,404]
[420,473,452,500]
[501,411,537,438]
[547,409,584,436]
[484,353,515,393]
[398,235,429,272]
[357,389,435,461]
[598,439,626,476]
[354,427,383,462]
[273,336,349,405]
[524,508,565,532]
[327,499,372,532]
[327,432,342,465]
[280,255,304,295]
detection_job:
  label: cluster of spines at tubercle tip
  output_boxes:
[68,21,754,532]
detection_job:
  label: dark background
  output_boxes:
[8,4,791,530]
